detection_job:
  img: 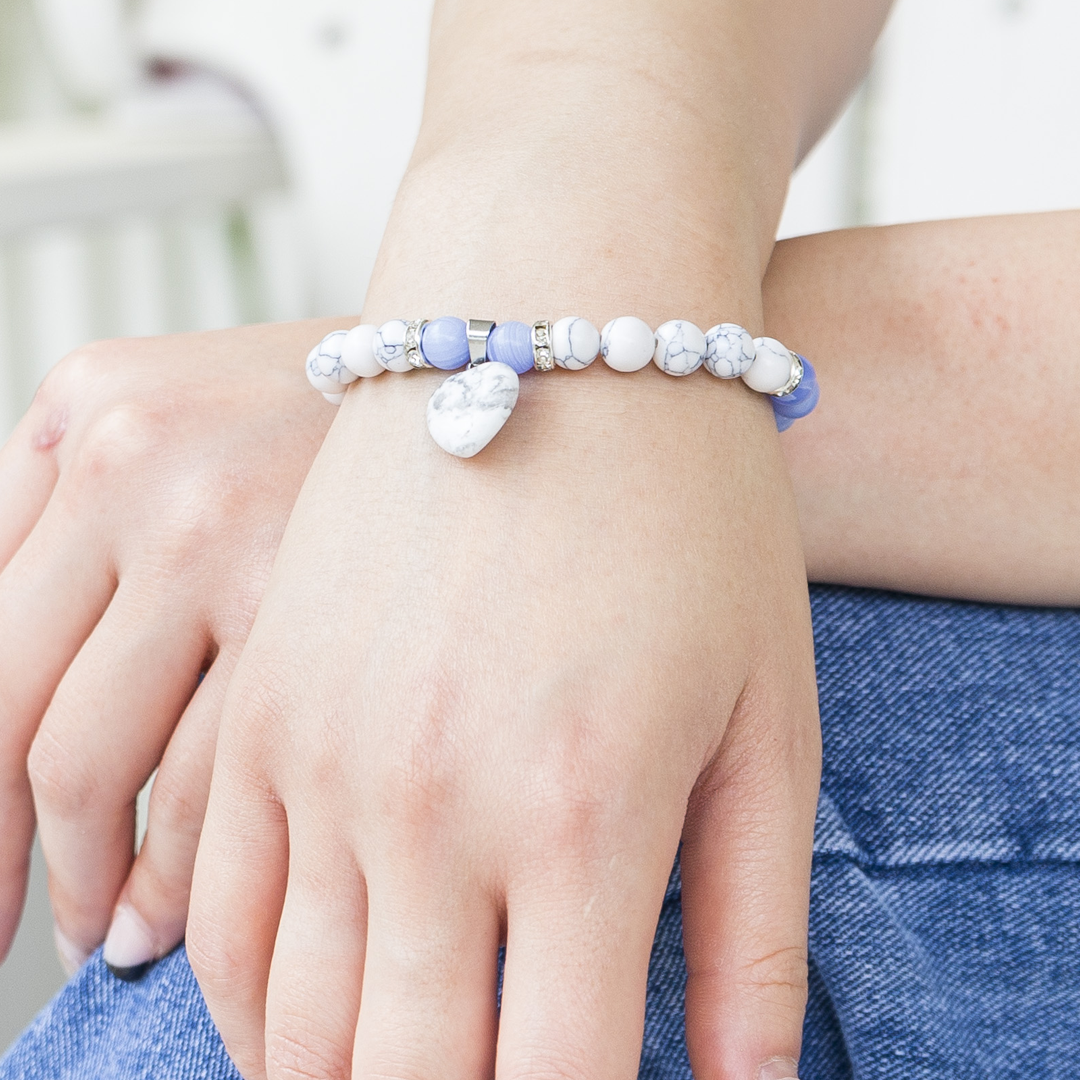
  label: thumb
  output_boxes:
[680,668,821,1080]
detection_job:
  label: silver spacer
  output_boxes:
[404,319,430,368]
[531,320,555,372]
[771,351,804,397]
[467,319,495,366]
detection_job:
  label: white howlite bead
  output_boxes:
[322,392,347,405]
[704,323,756,379]
[742,337,795,394]
[600,317,655,372]
[373,319,413,373]
[653,320,706,376]
[306,330,357,393]
[341,324,382,378]
[552,317,600,370]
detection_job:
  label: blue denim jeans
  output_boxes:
[5,586,1079,1079]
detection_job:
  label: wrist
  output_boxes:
[363,152,766,336]
[368,0,790,331]
[334,355,784,482]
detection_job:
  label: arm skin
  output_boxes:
[769,210,1080,606]
[371,0,893,332]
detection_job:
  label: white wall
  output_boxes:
[781,0,1080,238]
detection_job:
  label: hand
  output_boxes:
[188,362,821,1080]
[0,321,337,975]
[181,0,856,1067]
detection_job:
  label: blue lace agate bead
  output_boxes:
[421,317,470,370]
[487,321,535,375]
[771,357,819,419]
[771,380,819,419]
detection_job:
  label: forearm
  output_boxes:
[767,211,1080,605]
[343,0,893,560]
[363,0,893,329]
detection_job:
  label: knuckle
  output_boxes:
[26,728,99,819]
[36,340,118,405]
[376,753,457,839]
[185,909,250,999]
[132,855,190,919]
[687,943,809,1006]
[37,346,274,577]
[132,776,206,906]
[533,775,610,846]
[743,942,809,978]
[26,341,124,454]
[501,1046,593,1080]
[265,1023,350,1080]
[222,668,293,750]
[373,692,620,855]
[358,1053,473,1080]
[74,404,164,483]
[147,770,206,845]
[371,690,468,836]
[733,944,809,1010]
[523,721,620,850]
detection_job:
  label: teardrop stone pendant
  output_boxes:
[426,361,520,458]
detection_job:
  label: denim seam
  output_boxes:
[813,850,1080,871]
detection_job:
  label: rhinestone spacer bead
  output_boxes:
[771,352,804,397]
[404,319,430,369]
[531,320,555,372]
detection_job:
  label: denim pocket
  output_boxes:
[811,587,1080,869]
[802,588,1080,1080]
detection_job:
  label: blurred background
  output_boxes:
[3,0,1080,1051]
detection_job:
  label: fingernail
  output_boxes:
[53,925,90,977]
[103,904,157,983]
[759,1057,800,1080]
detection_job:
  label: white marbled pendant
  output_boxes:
[426,361,520,458]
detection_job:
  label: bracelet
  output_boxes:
[305,316,818,457]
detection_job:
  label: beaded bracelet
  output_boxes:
[306,316,818,457]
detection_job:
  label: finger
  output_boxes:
[0,407,63,570]
[680,669,821,1080]
[0,491,115,735]
[188,744,289,1080]
[262,841,367,1080]
[29,579,207,963]
[496,833,679,1080]
[102,648,240,981]
[0,774,34,965]
[351,862,499,1080]
[0,497,115,970]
